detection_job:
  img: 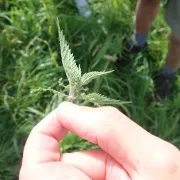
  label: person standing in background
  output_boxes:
[127,0,180,99]
[74,0,180,99]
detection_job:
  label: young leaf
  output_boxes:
[57,19,81,87]
[81,71,113,86]
[81,93,126,106]
[32,20,128,106]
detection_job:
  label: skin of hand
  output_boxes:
[19,102,180,180]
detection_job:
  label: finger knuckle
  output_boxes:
[100,106,122,119]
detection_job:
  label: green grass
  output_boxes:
[0,0,180,179]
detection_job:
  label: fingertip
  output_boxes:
[58,101,75,108]
[57,102,80,117]
[58,101,81,110]
[57,102,72,116]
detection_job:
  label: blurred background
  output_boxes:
[0,0,179,179]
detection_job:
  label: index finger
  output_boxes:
[22,109,68,165]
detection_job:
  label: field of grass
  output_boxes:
[0,0,180,179]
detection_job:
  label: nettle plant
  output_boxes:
[32,19,127,106]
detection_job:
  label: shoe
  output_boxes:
[126,40,146,54]
[155,74,175,99]
[117,40,147,68]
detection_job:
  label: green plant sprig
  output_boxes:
[31,18,129,106]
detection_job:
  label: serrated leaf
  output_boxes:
[82,93,127,106]
[57,19,81,87]
[81,71,113,86]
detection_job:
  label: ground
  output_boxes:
[0,0,179,179]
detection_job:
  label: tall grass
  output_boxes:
[0,0,179,179]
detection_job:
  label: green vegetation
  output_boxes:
[0,0,179,179]
[32,19,128,106]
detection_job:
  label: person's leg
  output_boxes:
[122,0,161,63]
[164,0,180,72]
[133,0,160,48]
[135,0,160,34]
[134,0,180,72]
[156,33,180,99]
[163,33,180,76]
[155,0,180,98]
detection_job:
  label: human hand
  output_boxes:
[19,102,180,180]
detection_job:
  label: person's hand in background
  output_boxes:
[19,102,180,180]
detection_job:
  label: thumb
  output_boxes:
[58,102,150,176]
[58,102,180,180]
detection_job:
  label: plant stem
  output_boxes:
[68,85,74,102]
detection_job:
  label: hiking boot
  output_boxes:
[155,74,175,99]
[117,40,147,68]
[126,40,146,54]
